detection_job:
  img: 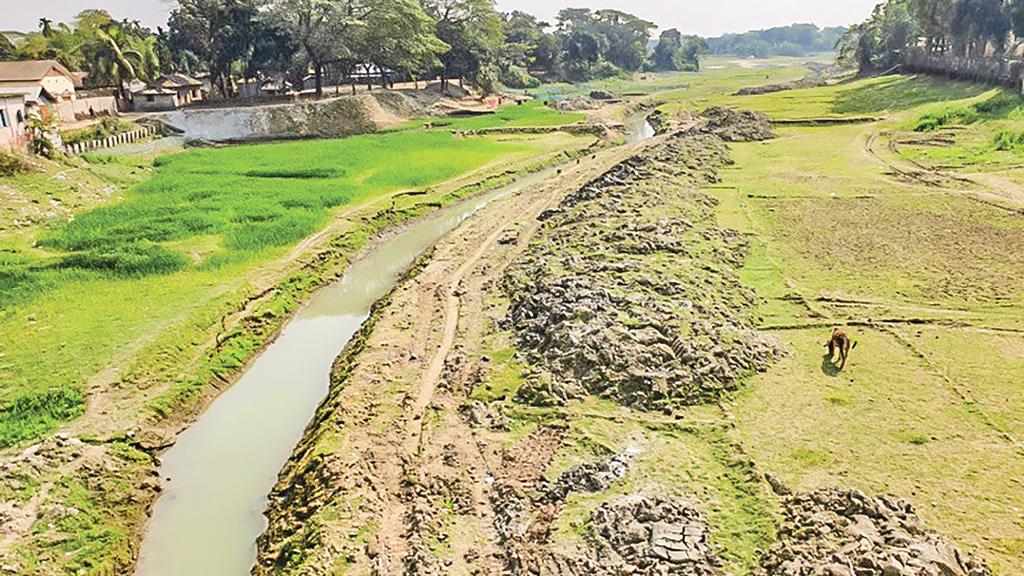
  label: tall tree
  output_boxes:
[264,0,367,97]
[423,0,505,92]
[357,0,447,89]
[169,0,258,98]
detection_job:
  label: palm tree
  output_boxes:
[90,25,148,107]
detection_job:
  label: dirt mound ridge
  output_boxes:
[156,90,438,142]
[761,487,990,576]
[700,107,775,142]
[502,129,784,410]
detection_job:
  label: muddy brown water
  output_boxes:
[134,120,654,576]
[133,169,554,576]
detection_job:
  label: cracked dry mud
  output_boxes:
[255,114,989,576]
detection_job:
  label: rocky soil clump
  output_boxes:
[700,107,775,142]
[503,127,783,410]
[550,96,601,111]
[761,487,990,576]
[589,495,725,575]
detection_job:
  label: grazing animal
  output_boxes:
[824,328,857,371]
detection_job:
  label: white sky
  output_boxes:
[4,0,880,37]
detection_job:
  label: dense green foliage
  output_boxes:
[840,0,1024,73]
[649,29,706,72]
[706,24,845,57]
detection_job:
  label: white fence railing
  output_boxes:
[63,125,156,155]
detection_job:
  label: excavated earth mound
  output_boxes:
[589,495,725,576]
[502,127,784,410]
[551,96,601,111]
[760,487,990,576]
[700,107,775,142]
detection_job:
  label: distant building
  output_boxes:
[0,94,28,151]
[132,73,204,111]
[0,60,76,104]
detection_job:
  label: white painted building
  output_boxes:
[0,94,28,151]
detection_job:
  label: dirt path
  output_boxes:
[256,137,659,576]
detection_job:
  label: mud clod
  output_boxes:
[590,495,725,575]
[760,487,990,576]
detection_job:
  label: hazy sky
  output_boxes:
[5,0,880,37]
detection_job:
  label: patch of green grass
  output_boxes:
[832,75,992,115]
[0,386,85,449]
[405,100,585,131]
[791,446,830,466]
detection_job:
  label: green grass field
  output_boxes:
[0,130,558,448]
[690,73,1024,573]
[395,100,586,131]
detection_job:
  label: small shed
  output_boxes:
[134,87,178,112]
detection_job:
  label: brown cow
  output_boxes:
[824,328,856,371]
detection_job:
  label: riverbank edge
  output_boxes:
[115,135,604,574]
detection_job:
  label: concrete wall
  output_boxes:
[904,50,1024,92]
[53,96,118,122]
[135,93,178,112]
[41,74,76,99]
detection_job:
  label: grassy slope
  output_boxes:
[702,75,1024,572]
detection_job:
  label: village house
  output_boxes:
[0,94,28,151]
[133,73,204,111]
[0,60,76,106]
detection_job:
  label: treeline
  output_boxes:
[0,1,706,100]
[840,0,1024,73]
[706,24,846,58]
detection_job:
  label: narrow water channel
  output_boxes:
[133,168,554,576]
[626,113,656,143]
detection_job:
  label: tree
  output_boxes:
[356,0,447,89]
[423,0,505,92]
[169,0,258,99]
[264,0,367,97]
[90,24,148,103]
[0,35,15,61]
[838,0,918,73]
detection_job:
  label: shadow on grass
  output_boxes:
[821,353,843,377]
[832,75,992,115]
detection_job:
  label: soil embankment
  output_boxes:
[152,89,449,142]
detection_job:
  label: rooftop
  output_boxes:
[0,60,74,83]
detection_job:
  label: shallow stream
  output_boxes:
[134,116,654,576]
[133,169,552,576]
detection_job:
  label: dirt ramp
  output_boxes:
[154,91,429,142]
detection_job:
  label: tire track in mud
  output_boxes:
[369,139,666,574]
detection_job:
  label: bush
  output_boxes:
[61,117,135,146]
[0,149,30,176]
[500,66,541,89]
[913,92,1023,132]
[594,60,628,80]
[989,129,1024,153]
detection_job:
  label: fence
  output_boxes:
[53,96,119,123]
[63,125,157,155]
